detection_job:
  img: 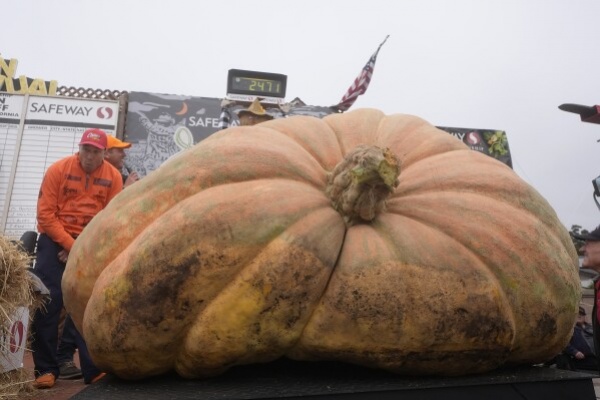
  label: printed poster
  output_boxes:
[124,92,336,177]
[124,92,512,179]
[437,126,513,168]
[124,92,223,177]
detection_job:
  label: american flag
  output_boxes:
[332,35,389,113]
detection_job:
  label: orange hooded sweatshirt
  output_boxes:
[37,154,123,251]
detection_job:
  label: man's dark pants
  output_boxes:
[31,233,101,383]
[57,314,78,365]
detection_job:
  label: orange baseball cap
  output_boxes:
[107,135,132,149]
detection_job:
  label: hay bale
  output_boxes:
[0,368,34,397]
[0,235,38,398]
[0,235,36,322]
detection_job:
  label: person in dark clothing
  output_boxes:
[564,306,598,371]
[571,225,600,374]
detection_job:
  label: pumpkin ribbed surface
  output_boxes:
[63,108,580,379]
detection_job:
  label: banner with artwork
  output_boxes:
[124,92,336,177]
[123,92,512,178]
[124,92,224,177]
[437,126,512,168]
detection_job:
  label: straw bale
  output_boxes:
[0,235,37,398]
[0,235,36,335]
[0,368,34,398]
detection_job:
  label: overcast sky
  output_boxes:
[4,0,600,230]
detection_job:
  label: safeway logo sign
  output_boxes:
[466,131,482,145]
[24,95,118,125]
[0,307,29,373]
[97,106,113,119]
[9,320,25,353]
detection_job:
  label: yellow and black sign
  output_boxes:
[0,57,58,95]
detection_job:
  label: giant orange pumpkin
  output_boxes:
[63,109,580,380]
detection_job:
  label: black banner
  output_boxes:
[123,92,511,177]
[437,126,513,168]
[124,92,224,176]
[123,92,336,177]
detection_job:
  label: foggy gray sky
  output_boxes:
[4,0,600,230]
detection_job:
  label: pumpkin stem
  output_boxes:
[326,145,400,226]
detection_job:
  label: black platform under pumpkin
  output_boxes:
[71,358,598,400]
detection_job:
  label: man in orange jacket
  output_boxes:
[32,128,123,389]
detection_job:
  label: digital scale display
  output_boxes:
[227,69,287,99]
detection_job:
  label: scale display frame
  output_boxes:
[226,69,287,100]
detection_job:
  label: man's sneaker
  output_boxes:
[34,372,56,389]
[59,361,83,379]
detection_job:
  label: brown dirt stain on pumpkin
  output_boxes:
[110,250,205,345]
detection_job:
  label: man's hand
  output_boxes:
[220,98,234,107]
[575,351,585,360]
[124,172,140,188]
[58,249,69,264]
